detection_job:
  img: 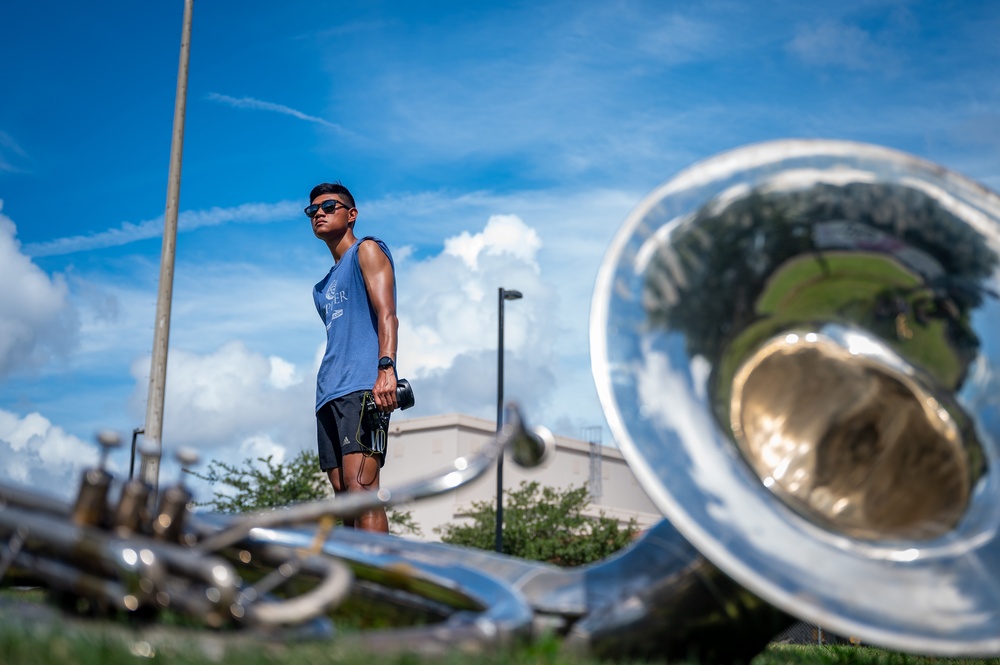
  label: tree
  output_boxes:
[435,480,637,567]
[190,449,422,537]
[191,451,327,514]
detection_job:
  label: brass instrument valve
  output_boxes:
[113,443,157,536]
[71,430,121,527]
[152,448,199,543]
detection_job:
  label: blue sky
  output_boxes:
[2,0,1000,499]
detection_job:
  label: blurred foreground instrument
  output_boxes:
[591,138,1000,657]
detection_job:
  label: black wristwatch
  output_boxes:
[378,356,395,372]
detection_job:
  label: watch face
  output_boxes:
[379,357,394,369]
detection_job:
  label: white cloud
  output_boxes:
[0,202,77,377]
[237,433,288,464]
[394,214,561,421]
[0,408,97,498]
[124,343,317,503]
[402,222,547,373]
[129,341,315,463]
[443,214,542,271]
[268,356,301,390]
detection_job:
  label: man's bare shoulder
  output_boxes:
[357,238,389,259]
[356,238,392,271]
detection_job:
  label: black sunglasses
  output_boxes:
[304,199,351,217]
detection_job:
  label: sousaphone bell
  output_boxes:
[591,138,1000,655]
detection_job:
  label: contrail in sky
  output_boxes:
[207,93,346,131]
[23,201,301,257]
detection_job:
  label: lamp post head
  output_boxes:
[503,289,523,301]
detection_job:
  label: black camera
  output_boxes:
[395,378,415,410]
[361,379,416,422]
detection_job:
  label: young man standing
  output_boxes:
[308,182,398,532]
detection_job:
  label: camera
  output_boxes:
[361,379,416,420]
[395,378,415,410]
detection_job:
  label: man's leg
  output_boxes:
[325,467,355,528]
[318,402,356,527]
[341,452,388,532]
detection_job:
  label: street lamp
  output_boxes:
[496,287,522,553]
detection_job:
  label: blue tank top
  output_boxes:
[313,237,394,411]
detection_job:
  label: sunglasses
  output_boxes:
[304,199,352,218]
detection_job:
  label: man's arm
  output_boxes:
[358,240,399,411]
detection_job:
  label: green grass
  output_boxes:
[759,645,1000,665]
[4,628,1000,665]
[3,590,1000,665]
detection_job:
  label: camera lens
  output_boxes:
[396,378,415,410]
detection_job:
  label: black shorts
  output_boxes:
[317,390,389,471]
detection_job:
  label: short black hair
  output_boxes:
[309,182,355,209]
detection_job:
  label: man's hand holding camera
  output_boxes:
[374,355,398,413]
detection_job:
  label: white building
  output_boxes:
[380,413,662,540]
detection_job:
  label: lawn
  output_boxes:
[3,589,1000,665]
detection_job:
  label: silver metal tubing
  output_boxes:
[0,483,72,518]
[234,545,353,626]
[234,520,538,656]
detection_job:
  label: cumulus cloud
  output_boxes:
[0,408,97,499]
[0,201,77,377]
[443,214,542,271]
[396,214,559,421]
[400,214,546,373]
[129,341,315,465]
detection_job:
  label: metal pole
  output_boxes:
[141,0,194,502]
[495,288,522,553]
[495,288,505,553]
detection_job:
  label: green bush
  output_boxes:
[436,480,636,566]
